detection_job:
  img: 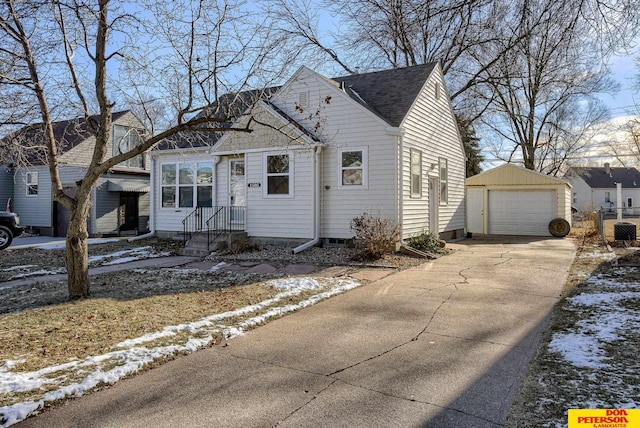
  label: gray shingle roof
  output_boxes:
[332,63,437,127]
[567,167,640,188]
[2,111,130,165]
[156,64,438,150]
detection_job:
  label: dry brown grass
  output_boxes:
[0,239,374,411]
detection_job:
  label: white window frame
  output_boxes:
[26,171,38,196]
[161,162,213,209]
[113,124,144,168]
[264,153,293,198]
[410,149,422,198]
[338,147,368,189]
[439,158,448,205]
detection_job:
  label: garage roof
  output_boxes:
[466,164,571,187]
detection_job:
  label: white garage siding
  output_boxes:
[488,190,556,236]
[465,164,572,236]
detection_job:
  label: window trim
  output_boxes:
[439,157,448,205]
[160,161,214,209]
[410,149,422,198]
[113,124,144,169]
[26,171,38,196]
[263,153,294,198]
[338,147,368,189]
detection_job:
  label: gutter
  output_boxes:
[293,145,323,254]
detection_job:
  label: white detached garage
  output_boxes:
[466,164,572,237]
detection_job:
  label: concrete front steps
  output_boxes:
[178,231,248,257]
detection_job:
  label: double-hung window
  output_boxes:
[161,162,213,208]
[113,125,144,168]
[26,171,38,196]
[439,158,448,204]
[265,154,292,196]
[339,147,367,188]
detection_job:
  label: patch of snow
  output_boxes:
[1,265,36,272]
[0,276,362,427]
[548,285,640,369]
[9,269,66,279]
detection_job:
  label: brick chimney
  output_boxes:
[604,162,611,175]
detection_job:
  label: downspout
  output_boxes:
[293,145,323,254]
[129,156,155,241]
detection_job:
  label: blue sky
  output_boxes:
[599,54,638,118]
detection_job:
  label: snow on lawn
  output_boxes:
[88,246,171,265]
[0,276,360,427]
[547,260,640,410]
[1,247,170,281]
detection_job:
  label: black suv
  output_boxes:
[0,211,25,250]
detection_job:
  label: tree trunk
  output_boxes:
[65,211,90,299]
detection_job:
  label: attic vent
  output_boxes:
[298,91,309,109]
[435,82,441,100]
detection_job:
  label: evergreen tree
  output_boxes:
[457,115,484,177]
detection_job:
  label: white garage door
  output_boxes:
[489,190,556,236]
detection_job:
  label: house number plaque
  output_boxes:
[247,182,261,188]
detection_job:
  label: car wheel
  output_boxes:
[0,226,13,250]
[548,218,571,238]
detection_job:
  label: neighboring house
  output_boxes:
[0,164,12,210]
[564,163,640,213]
[0,111,150,237]
[151,63,466,250]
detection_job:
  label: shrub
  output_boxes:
[350,213,400,261]
[406,232,447,254]
[226,238,259,254]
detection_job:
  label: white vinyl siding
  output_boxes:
[271,68,398,239]
[400,65,466,238]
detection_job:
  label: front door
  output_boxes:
[119,193,139,231]
[229,159,245,223]
[428,177,439,235]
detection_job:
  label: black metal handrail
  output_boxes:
[182,206,217,245]
[206,206,246,249]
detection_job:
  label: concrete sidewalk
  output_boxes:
[17,236,576,427]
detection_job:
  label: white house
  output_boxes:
[1,111,150,236]
[564,163,640,213]
[150,64,466,252]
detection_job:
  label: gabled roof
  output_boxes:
[566,166,640,189]
[2,110,130,165]
[467,163,571,187]
[156,63,439,150]
[332,63,437,127]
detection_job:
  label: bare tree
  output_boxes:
[0,0,274,299]
[479,0,632,171]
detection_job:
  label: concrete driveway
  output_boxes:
[17,236,576,427]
